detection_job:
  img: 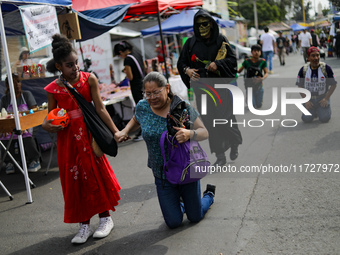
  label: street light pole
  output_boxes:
[254,0,258,37]
[302,0,306,23]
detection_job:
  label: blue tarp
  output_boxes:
[334,16,340,21]
[290,23,307,32]
[141,9,235,36]
[1,0,72,36]
[75,4,133,41]
[1,0,71,11]
[1,0,130,41]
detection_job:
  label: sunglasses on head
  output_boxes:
[197,21,209,27]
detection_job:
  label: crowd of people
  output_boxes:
[0,12,338,246]
[251,27,337,123]
[255,27,340,73]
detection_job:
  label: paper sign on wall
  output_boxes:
[19,5,60,53]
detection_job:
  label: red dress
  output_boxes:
[45,72,121,223]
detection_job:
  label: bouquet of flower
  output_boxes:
[191,54,220,76]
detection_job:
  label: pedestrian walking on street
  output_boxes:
[333,29,340,58]
[296,46,337,123]
[177,9,242,166]
[260,27,276,74]
[237,44,268,109]
[310,29,320,48]
[292,34,298,53]
[42,34,121,244]
[298,29,312,63]
[114,41,146,141]
[285,35,291,56]
[276,31,286,65]
[328,35,334,57]
[116,72,215,229]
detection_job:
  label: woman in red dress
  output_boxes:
[42,34,121,244]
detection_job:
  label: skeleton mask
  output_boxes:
[197,17,211,37]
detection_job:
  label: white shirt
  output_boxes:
[260,33,275,52]
[299,32,312,47]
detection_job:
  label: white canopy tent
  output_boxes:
[0,0,72,203]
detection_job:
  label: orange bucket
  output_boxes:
[47,108,70,127]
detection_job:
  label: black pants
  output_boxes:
[1,137,40,165]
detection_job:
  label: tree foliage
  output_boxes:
[229,0,281,27]
[322,8,330,16]
[330,0,340,7]
[292,0,312,21]
[228,0,314,25]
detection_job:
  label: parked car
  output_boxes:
[229,41,251,59]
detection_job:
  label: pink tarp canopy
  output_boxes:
[72,0,138,12]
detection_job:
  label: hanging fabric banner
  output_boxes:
[19,5,60,53]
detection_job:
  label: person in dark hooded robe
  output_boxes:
[177,9,242,166]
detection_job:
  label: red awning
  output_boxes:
[124,0,202,19]
[72,0,202,18]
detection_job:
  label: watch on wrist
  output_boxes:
[192,130,197,140]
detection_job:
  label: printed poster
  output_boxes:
[19,5,60,53]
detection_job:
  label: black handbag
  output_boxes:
[60,75,118,157]
[245,65,263,91]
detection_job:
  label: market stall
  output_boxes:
[0,0,72,203]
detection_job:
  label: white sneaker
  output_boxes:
[28,160,41,173]
[71,223,93,244]
[93,216,114,239]
[6,163,15,175]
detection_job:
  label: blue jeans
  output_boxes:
[155,177,214,229]
[302,97,331,123]
[252,86,264,108]
[262,51,273,71]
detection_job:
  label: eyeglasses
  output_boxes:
[197,21,209,27]
[143,87,165,99]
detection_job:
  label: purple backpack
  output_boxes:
[160,131,210,185]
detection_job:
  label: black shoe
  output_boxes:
[212,157,227,167]
[203,184,216,197]
[282,61,285,65]
[230,145,239,161]
[133,135,143,142]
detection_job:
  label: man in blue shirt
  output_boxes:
[296,47,337,123]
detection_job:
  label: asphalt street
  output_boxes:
[1,52,340,255]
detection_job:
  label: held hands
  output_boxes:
[42,119,64,133]
[115,130,130,143]
[173,126,191,144]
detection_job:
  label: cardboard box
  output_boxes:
[58,13,82,40]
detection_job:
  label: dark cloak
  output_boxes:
[177,9,237,87]
[177,9,242,155]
